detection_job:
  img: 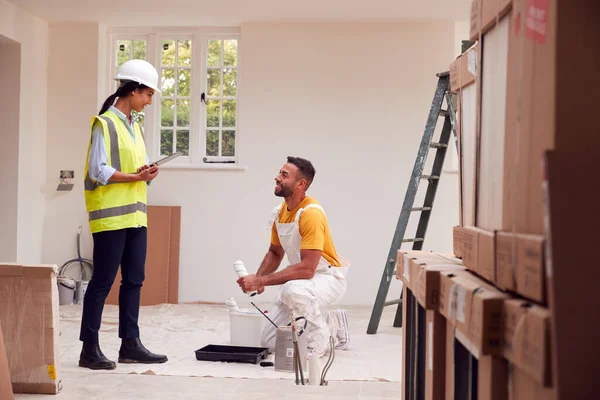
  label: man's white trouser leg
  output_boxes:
[261,270,346,353]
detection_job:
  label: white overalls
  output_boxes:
[261,203,349,354]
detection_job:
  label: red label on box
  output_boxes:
[525,0,549,44]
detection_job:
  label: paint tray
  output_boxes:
[195,344,269,364]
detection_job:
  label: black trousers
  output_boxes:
[79,227,147,344]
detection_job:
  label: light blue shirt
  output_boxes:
[88,106,150,185]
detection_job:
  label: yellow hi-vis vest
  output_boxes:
[84,110,148,233]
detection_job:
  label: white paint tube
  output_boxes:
[308,354,320,386]
[224,297,239,312]
[233,260,258,297]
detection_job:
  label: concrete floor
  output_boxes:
[13,303,403,399]
[15,372,402,399]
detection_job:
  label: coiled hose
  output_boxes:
[58,226,93,281]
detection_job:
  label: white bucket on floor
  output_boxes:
[229,308,265,347]
[57,277,75,305]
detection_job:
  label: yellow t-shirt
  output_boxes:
[271,196,341,267]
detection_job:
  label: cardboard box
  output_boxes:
[408,253,465,310]
[496,232,545,304]
[0,322,13,400]
[439,270,508,356]
[503,300,552,387]
[453,226,495,283]
[397,250,442,287]
[470,0,513,40]
[0,264,61,394]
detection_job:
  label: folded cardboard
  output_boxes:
[503,300,551,386]
[106,205,181,306]
[449,43,477,93]
[408,253,465,310]
[445,318,509,400]
[476,12,511,232]
[510,364,556,400]
[453,226,495,283]
[0,264,61,395]
[451,44,478,228]
[543,150,600,400]
[439,269,508,356]
[425,311,445,400]
[496,232,545,304]
[470,0,513,40]
[0,322,13,400]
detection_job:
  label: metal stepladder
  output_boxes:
[366,71,458,334]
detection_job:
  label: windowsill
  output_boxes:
[159,163,247,171]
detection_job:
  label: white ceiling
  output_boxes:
[8,0,471,26]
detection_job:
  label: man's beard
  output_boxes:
[274,184,293,198]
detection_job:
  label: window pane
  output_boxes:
[178,40,192,66]
[178,69,191,97]
[162,40,175,66]
[117,40,131,67]
[222,100,236,128]
[176,129,189,156]
[133,111,144,127]
[222,130,235,157]
[206,100,220,128]
[223,69,237,97]
[224,40,237,67]
[161,68,175,96]
[161,130,173,156]
[133,40,147,60]
[206,130,219,156]
[208,40,221,67]
[177,99,190,127]
[207,68,220,96]
[161,99,174,127]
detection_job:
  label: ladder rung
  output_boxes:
[430,142,448,149]
[384,299,401,307]
[421,175,440,180]
[439,109,448,117]
[402,238,424,243]
[411,207,432,212]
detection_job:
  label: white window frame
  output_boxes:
[201,34,240,164]
[106,27,244,170]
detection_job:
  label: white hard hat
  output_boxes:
[115,59,161,94]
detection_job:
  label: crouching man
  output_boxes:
[237,156,350,356]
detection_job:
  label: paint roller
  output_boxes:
[233,260,258,296]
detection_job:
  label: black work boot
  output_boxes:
[118,338,168,364]
[79,343,117,370]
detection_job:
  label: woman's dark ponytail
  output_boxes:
[99,91,119,115]
[98,80,148,115]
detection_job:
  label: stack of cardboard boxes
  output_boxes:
[401,0,599,398]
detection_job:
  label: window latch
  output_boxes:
[201,92,207,104]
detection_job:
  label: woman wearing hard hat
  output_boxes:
[79,59,168,370]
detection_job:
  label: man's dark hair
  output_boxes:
[287,156,316,189]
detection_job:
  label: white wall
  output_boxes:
[41,20,461,306]
[42,23,100,265]
[0,0,48,264]
[0,37,21,262]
